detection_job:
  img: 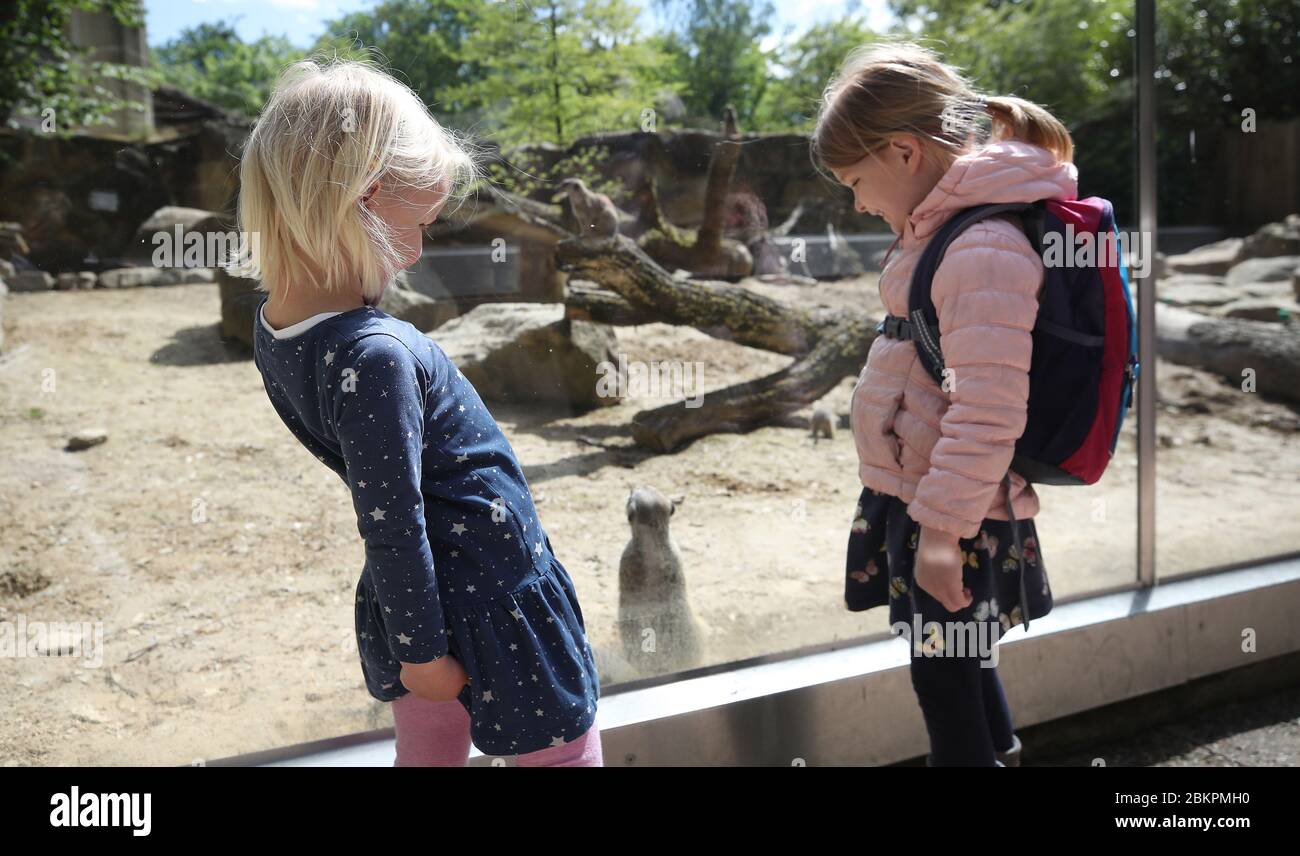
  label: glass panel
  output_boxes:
[0,0,1145,765]
[1152,0,1300,577]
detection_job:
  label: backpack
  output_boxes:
[878,197,1139,486]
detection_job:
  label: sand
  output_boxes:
[0,281,1296,765]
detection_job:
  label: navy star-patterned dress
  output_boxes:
[252,298,600,756]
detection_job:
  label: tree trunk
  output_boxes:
[630,316,875,452]
[558,234,877,452]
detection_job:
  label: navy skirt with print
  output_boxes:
[844,486,1053,645]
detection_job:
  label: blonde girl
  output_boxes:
[242,59,602,766]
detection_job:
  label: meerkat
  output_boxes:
[618,486,703,675]
[556,178,620,238]
[810,406,835,442]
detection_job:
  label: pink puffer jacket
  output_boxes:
[851,140,1079,539]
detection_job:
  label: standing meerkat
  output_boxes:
[810,405,835,442]
[556,178,620,238]
[618,486,703,675]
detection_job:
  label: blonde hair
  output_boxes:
[235,57,478,301]
[811,40,1074,175]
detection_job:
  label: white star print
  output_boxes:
[451,522,467,535]
[368,507,386,521]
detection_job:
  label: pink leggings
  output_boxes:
[391,693,603,767]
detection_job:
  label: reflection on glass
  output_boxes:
[1151,0,1300,577]
[0,0,1171,765]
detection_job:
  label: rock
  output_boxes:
[1238,279,1295,300]
[1164,237,1241,276]
[1215,296,1300,323]
[1294,266,1300,300]
[98,267,214,288]
[378,272,458,333]
[1225,255,1300,288]
[0,259,14,280]
[7,270,55,292]
[55,272,97,290]
[1149,251,1168,280]
[0,222,29,259]
[128,206,228,264]
[1235,214,1300,262]
[67,428,108,451]
[216,266,264,347]
[1156,274,1234,308]
[0,277,7,354]
[218,268,458,348]
[430,302,619,409]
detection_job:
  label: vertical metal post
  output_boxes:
[1135,0,1158,589]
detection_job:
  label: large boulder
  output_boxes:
[1155,274,1235,309]
[1236,214,1300,263]
[218,268,458,348]
[217,266,264,346]
[1215,296,1300,323]
[1225,255,1300,288]
[1163,238,1242,276]
[430,302,619,410]
[380,271,459,333]
[127,206,231,266]
[0,276,7,354]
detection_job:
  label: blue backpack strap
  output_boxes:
[906,201,1045,386]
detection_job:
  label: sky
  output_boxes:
[143,0,898,50]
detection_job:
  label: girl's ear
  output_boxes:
[360,181,379,209]
[893,135,924,174]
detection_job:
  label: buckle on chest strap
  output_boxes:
[876,314,913,340]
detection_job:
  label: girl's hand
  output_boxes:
[400,655,469,702]
[914,526,972,614]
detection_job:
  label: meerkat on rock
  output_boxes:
[555,177,621,239]
[618,486,703,676]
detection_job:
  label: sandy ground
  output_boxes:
[1,281,1297,765]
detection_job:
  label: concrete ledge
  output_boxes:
[212,554,1300,766]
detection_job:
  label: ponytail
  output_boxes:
[983,95,1074,165]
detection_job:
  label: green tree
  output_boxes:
[452,0,670,146]
[315,0,488,119]
[152,21,311,117]
[655,0,774,126]
[0,0,151,131]
[888,0,1135,123]
[754,16,879,132]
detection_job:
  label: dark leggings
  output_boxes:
[909,650,1015,766]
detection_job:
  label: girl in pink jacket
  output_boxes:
[813,42,1074,767]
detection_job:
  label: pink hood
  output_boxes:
[851,140,1078,538]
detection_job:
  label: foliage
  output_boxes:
[152,22,311,118]
[0,0,152,133]
[754,16,880,132]
[654,0,774,126]
[449,0,672,146]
